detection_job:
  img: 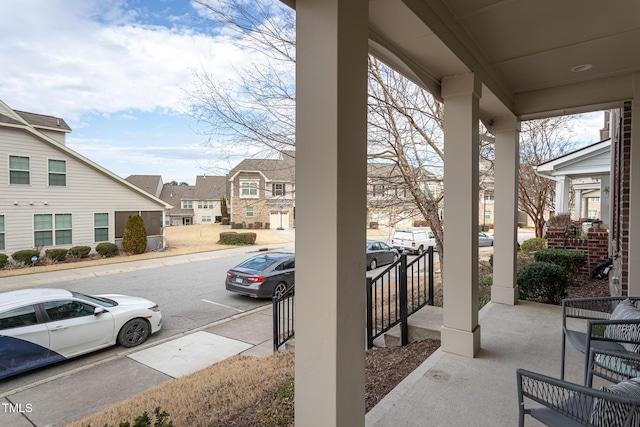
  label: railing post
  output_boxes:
[400,253,408,346]
[272,295,279,352]
[366,276,373,349]
[428,246,434,305]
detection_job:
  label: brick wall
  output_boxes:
[546,227,609,277]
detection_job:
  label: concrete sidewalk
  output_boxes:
[0,244,290,427]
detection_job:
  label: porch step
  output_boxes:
[382,305,443,347]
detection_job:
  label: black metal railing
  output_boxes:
[271,247,434,351]
[273,285,295,351]
[366,247,434,348]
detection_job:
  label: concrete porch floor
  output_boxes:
[366,300,588,427]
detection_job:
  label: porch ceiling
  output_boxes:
[286,0,640,122]
[369,0,640,121]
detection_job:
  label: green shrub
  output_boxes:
[265,222,270,229]
[96,242,119,258]
[517,261,569,304]
[231,223,243,229]
[11,249,40,265]
[369,221,379,229]
[218,232,257,245]
[479,275,493,309]
[122,215,148,254]
[520,238,547,252]
[222,217,230,225]
[254,221,263,229]
[68,246,91,258]
[534,248,587,279]
[45,248,68,262]
[0,254,8,269]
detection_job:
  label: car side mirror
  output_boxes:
[94,306,106,316]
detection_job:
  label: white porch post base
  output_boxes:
[441,325,481,357]
[491,285,519,305]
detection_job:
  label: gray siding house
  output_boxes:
[0,100,171,256]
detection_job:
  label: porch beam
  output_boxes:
[441,72,482,357]
[491,116,520,305]
[295,0,369,425]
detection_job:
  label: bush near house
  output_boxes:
[517,261,569,304]
[218,232,257,245]
[122,215,148,255]
[96,242,119,258]
[534,248,587,280]
[0,254,8,269]
[68,246,91,259]
[520,238,547,252]
[45,248,68,262]
[11,249,40,265]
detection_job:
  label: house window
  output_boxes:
[182,200,193,209]
[373,185,386,197]
[201,215,212,223]
[396,187,406,198]
[55,214,72,245]
[246,207,254,217]
[426,184,437,196]
[588,197,600,202]
[9,155,30,185]
[588,210,598,219]
[484,190,494,201]
[48,159,67,186]
[34,214,53,246]
[0,215,4,251]
[485,210,491,219]
[241,181,259,198]
[198,201,214,209]
[34,214,72,246]
[273,183,285,196]
[94,213,109,242]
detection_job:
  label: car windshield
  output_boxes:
[236,256,281,272]
[72,291,117,307]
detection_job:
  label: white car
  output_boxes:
[0,288,162,379]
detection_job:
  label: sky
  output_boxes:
[0,0,606,186]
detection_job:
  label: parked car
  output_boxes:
[0,288,162,379]
[479,231,494,247]
[366,240,399,270]
[226,252,295,299]
[391,229,437,254]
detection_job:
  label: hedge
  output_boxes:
[520,238,547,252]
[68,246,91,259]
[517,261,569,304]
[534,248,587,279]
[11,249,40,265]
[96,242,119,258]
[218,232,257,245]
[0,254,8,269]
[45,248,68,262]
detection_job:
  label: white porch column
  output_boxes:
[555,177,571,214]
[628,74,640,295]
[491,116,520,305]
[574,189,583,219]
[441,73,482,357]
[295,1,368,426]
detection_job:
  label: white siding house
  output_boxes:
[0,100,172,256]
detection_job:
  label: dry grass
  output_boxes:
[68,351,295,427]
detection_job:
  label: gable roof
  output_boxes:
[159,184,196,216]
[228,158,295,182]
[14,110,71,133]
[194,175,227,200]
[536,139,611,178]
[0,99,171,209]
[125,175,164,197]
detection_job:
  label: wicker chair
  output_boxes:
[587,348,640,388]
[517,368,640,426]
[561,297,640,383]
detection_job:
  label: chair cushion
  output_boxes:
[606,299,640,352]
[590,377,640,427]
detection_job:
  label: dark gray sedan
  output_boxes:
[225,252,295,298]
[366,241,399,270]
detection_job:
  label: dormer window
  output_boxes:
[241,181,259,198]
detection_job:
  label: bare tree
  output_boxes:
[518,116,581,237]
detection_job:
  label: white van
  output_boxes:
[391,229,437,254]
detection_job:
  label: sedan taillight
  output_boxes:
[247,275,267,284]
[226,271,232,279]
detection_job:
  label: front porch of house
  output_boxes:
[366,300,595,426]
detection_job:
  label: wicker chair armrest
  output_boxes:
[587,318,640,342]
[562,297,635,321]
[517,368,640,426]
[588,348,640,386]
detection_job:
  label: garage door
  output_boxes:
[269,212,289,229]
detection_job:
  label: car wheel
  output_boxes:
[370,258,377,270]
[117,318,150,348]
[273,282,288,299]
[393,253,399,262]
[417,246,424,255]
